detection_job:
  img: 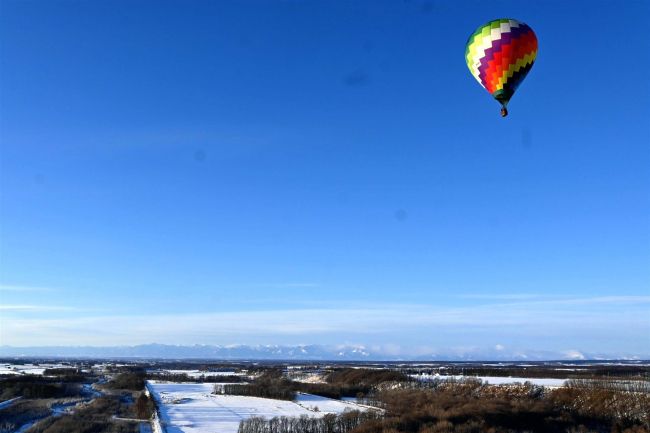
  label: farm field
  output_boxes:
[147,381,371,433]
[410,373,567,387]
[0,364,70,376]
[149,369,248,379]
[2,359,648,433]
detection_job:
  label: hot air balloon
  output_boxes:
[465,19,538,117]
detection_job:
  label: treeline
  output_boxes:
[221,368,409,401]
[294,369,409,400]
[404,365,650,380]
[566,378,650,393]
[237,411,381,433]
[222,383,295,400]
[295,383,355,400]
[222,370,295,400]
[326,368,408,394]
[552,386,649,429]
[351,380,650,433]
[134,393,155,420]
[147,372,246,383]
[0,400,51,433]
[147,361,246,371]
[327,368,408,386]
[105,372,146,391]
[43,368,83,376]
[0,376,83,400]
[27,397,138,433]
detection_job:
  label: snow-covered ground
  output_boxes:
[147,382,371,433]
[0,363,68,376]
[0,397,22,409]
[411,373,566,387]
[289,372,326,384]
[294,393,373,413]
[148,369,247,379]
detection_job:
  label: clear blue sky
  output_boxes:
[1,0,649,358]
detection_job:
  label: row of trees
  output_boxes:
[326,368,409,387]
[221,382,296,400]
[220,369,295,400]
[0,376,83,400]
[27,397,138,433]
[566,378,650,393]
[147,372,245,383]
[221,368,410,401]
[402,365,650,381]
[238,411,381,433]
[105,372,146,391]
[134,393,155,420]
[0,400,51,433]
[42,368,83,376]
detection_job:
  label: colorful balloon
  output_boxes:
[465,19,538,117]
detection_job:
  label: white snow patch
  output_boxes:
[411,374,566,387]
[0,363,67,376]
[294,393,370,414]
[159,369,245,378]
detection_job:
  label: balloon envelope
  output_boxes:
[465,19,538,112]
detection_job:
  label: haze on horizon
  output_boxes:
[1,0,649,359]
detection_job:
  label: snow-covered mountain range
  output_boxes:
[0,343,643,360]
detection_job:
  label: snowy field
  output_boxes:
[411,373,566,387]
[0,363,68,376]
[147,382,371,433]
[294,393,374,413]
[153,369,247,379]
